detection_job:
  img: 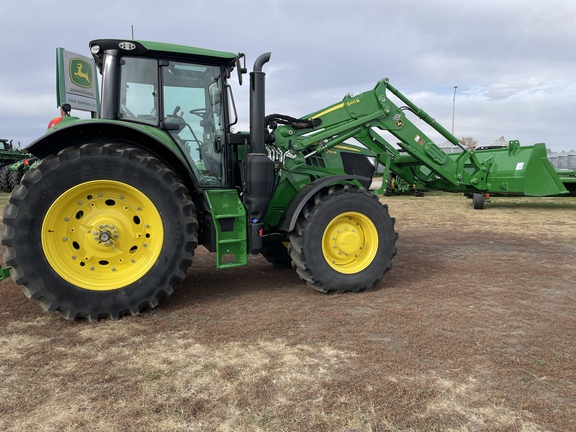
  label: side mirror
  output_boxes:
[236,53,247,86]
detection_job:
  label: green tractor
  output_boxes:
[0,39,566,321]
[0,139,33,192]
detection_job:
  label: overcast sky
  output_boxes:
[1,0,575,153]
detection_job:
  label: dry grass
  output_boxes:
[1,191,575,431]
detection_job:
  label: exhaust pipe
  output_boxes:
[249,52,271,153]
[245,52,274,253]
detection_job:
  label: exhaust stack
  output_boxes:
[249,52,271,153]
[244,52,274,253]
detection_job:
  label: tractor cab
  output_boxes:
[89,39,240,187]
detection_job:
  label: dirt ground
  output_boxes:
[1,191,575,431]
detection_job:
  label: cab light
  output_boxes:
[118,42,136,50]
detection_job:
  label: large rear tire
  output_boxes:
[1,143,198,321]
[288,185,397,293]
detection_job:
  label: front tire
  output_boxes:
[288,185,397,293]
[1,143,198,321]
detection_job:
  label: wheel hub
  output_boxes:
[92,224,118,246]
[333,227,362,256]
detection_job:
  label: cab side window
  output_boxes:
[118,58,158,125]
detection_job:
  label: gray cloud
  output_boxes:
[1,0,575,152]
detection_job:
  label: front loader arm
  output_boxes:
[271,78,565,197]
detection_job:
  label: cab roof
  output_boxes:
[89,39,237,69]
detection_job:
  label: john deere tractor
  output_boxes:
[0,139,33,192]
[0,39,565,321]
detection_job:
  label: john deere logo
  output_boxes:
[69,58,92,88]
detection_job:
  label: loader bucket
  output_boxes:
[469,142,568,196]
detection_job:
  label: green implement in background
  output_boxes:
[0,266,12,282]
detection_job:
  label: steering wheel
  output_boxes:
[189,108,206,119]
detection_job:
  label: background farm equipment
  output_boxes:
[467,166,576,209]
[382,142,575,208]
[556,169,576,195]
[0,139,34,192]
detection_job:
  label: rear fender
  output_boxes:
[26,121,196,190]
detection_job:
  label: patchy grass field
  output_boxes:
[1,191,575,431]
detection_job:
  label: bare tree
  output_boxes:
[459,136,478,149]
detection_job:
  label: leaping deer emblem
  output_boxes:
[73,62,92,86]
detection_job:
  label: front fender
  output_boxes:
[276,175,370,233]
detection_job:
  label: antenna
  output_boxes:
[131,25,134,39]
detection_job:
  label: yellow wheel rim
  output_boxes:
[41,180,164,291]
[322,211,378,274]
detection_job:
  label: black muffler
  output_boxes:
[244,52,275,254]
